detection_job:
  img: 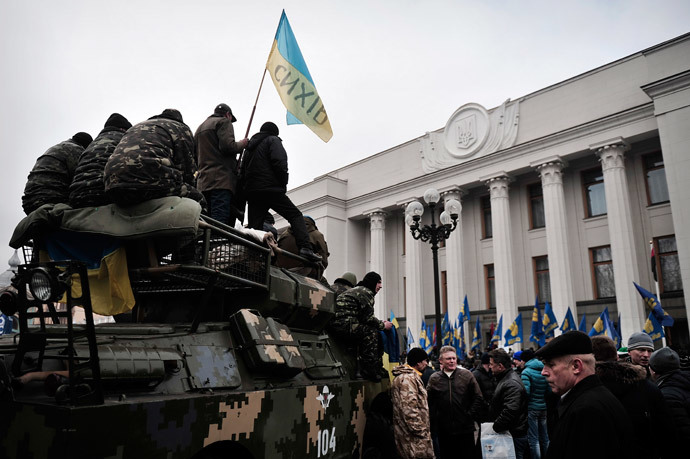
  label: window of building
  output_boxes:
[582,168,607,218]
[485,264,496,309]
[481,195,493,239]
[654,235,683,293]
[533,256,551,303]
[643,152,670,205]
[528,183,545,229]
[590,246,615,299]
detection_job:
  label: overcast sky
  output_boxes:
[1,0,689,268]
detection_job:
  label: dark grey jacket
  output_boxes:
[489,368,528,437]
[242,133,288,193]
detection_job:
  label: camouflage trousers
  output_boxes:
[329,320,383,373]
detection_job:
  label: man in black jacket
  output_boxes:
[536,331,633,459]
[488,348,528,459]
[427,345,484,459]
[242,122,320,261]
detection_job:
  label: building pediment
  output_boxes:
[420,100,520,172]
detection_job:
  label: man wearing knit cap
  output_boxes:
[391,347,435,459]
[649,347,690,444]
[328,271,392,381]
[22,131,93,214]
[69,113,132,208]
[626,331,655,378]
[194,103,248,226]
[105,109,204,207]
[535,331,632,458]
[241,121,321,262]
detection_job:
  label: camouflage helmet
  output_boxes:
[335,272,357,288]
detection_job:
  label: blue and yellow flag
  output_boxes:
[390,310,399,329]
[472,317,482,350]
[266,11,333,142]
[461,295,470,324]
[543,302,559,337]
[455,321,467,360]
[491,315,503,344]
[560,307,577,333]
[588,307,620,346]
[578,313,587,332]
[442,311,452,345]
[504,313,523,347]
[633,282,674,326]
[419,322,429,352]
[530,296,545,346]
[644,312,665,342]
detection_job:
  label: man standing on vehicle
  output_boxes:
[328,271,392,381]
[194,103,248,226]
[427,345,484,458]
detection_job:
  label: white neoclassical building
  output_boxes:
[276,33,690,350]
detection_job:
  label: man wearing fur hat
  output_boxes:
[194,103,248,226]
[69,113,132,208]
[650,347,690,447]
[592,335,671,459]
[328,271,392,381]
[241,121,321,262]
[391,347,435,459]
[105,109,204,207]
[22,131,93,214]
[536,331,632,459]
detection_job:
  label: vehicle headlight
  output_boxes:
[28,267,61,302]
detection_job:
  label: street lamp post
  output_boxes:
[406,188,460,351]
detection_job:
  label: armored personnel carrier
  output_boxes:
[0,198,390,458]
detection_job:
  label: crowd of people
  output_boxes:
[383,330,689,459]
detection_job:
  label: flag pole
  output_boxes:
[244,68,268,139]
[650,240,667,347]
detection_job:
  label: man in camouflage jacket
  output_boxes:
[69,113,132,208]
[391,348,435,459]
[22,132,93,214]
[104,109,203,207]
[328,271,392,381]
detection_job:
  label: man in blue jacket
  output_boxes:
[520,349,549,459]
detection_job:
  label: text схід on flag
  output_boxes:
[266,10,333,142]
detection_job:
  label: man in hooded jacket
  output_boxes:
[69,113,132,208]
[22,131,93,214]
[241,121,320,262]
[104,109,203,207]
[520,349,550,459]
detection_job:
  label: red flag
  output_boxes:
[650,241,658,282]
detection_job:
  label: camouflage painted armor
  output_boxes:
[104,116,201,206]
[391,365,435,459]
[69,127,127,208]
[22,139,84,214]
[329,286,384,373]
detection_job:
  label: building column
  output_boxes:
[367,210,387,319]
[440,187,467,344]
[592,139,644,339]
[642,72,690,331]
[401,202,424,347]
[483,173,519,349]
[533,157,575,334]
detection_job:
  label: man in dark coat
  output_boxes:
[650,347,690,453]
[488,348,528,459]
[69,113,132,208]
[104,109,203,207]
[536,331,633,459]
[328,272,392,381]
[276,216,330,276]
[427,345,484,459]
[241,121,320,261]
[194,103,248,225]
[472,353,496,420]
[592,335,672,459]
[22,132,93,214]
